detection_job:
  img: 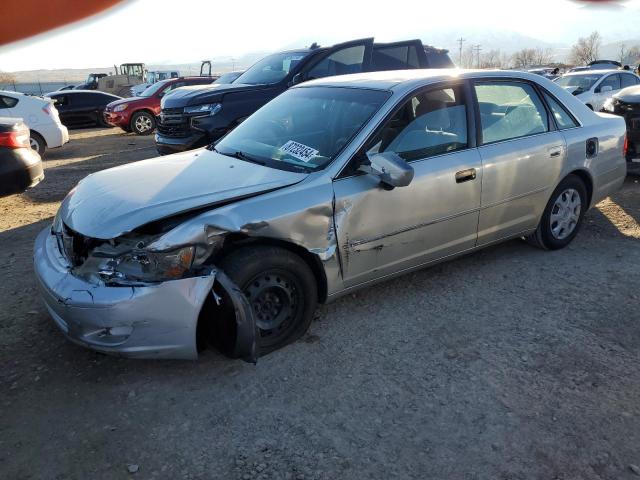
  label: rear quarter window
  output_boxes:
[0,95,18,108]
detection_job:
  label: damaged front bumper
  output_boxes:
[33,228,256,361]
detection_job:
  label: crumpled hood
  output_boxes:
[615,85,640,103]
[60,149,307,239]
[162,83,268,108]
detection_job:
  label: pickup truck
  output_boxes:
[155,38,453,155]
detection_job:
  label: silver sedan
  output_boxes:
[34,69,627,361]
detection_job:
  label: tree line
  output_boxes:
[458,31,640,69]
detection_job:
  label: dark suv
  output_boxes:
[155,38,453,154]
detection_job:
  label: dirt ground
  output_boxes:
[1,128,639,480]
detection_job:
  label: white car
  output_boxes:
[0,91,69,156]
[555,69,640,111]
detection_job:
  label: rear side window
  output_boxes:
[366,85,468,161]
[621,73,640,88]
[307,45,366,79]
[542,92,579,130]
[372,45,421,70]
[474,82,549,144]
[0,95,18,108]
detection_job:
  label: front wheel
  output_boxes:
[219,246,318,356]
[526,175,587,250]
[130,111,155,135]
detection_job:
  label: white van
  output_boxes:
[0,91,69,156]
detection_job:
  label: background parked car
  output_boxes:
[156,37,454,154]
[0,117,43,197]
[46,90,121,128]
[602,84,640,163]
[104,76,216,135]
[554,69,640,110]
[0,91,69,156]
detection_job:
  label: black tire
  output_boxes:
[526,174,588,250]
[29,131,46,157]
[130,111,156,135]
[219,245,317,355]
[121,125,133,133]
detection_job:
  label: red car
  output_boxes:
[104,77,215,135]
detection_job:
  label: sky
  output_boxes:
[1,0,640,71]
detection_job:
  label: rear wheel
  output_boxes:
[219,246,317,355]
[29,132,46,156]
[130,111,155,135]
[526,175,587,250]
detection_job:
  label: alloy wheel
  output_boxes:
[550,188,581,240]
[135,115,153,133]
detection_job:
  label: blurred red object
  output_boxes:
[1,0,123,46]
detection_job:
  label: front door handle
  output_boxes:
[548,145,564,158]
[455,168,477,183]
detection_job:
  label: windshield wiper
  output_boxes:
[213,147,266,166]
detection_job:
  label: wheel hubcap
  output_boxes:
[550,188,581,240]
[245,273,297,335]
[135,115,152,132]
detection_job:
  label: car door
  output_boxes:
[592,74,621,110]
[472,79,565,246]
[51,94,74,126]
[302,38,374,81]
[333,82,482,288]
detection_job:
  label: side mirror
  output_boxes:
[358,152,414,188]
[599,85,613,93]
[290,73,304,86]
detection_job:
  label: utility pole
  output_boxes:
[457,37,466,67]
[473,45,482,69]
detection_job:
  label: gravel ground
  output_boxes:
[1,128,639,480]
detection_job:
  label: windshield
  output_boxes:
[556,74,603,92]
[214,72,241,84]
[140,80,171,97]
[215,86,390,171]
[234,51,309,85]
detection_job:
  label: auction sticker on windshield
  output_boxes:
[279,140,318,163]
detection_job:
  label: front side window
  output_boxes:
[542,92,578,130]
[215,86,390,171]
[306,46,366,80]
[597,74,621,92]
[365,85,468,161]
[372,45,420,70]
[0,95,18,109]
[475,82,549,144]
[234,51,309,85]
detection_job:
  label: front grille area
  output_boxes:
[157,107,191,138]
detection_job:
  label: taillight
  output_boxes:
[624,134,629,158]
[0,130,30,149]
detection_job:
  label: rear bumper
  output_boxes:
[0,147,44,196]
[33,228,216,359]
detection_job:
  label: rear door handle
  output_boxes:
[455,168,477,183]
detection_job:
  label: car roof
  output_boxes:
[299,68,553,92]
[562,69,620,77]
